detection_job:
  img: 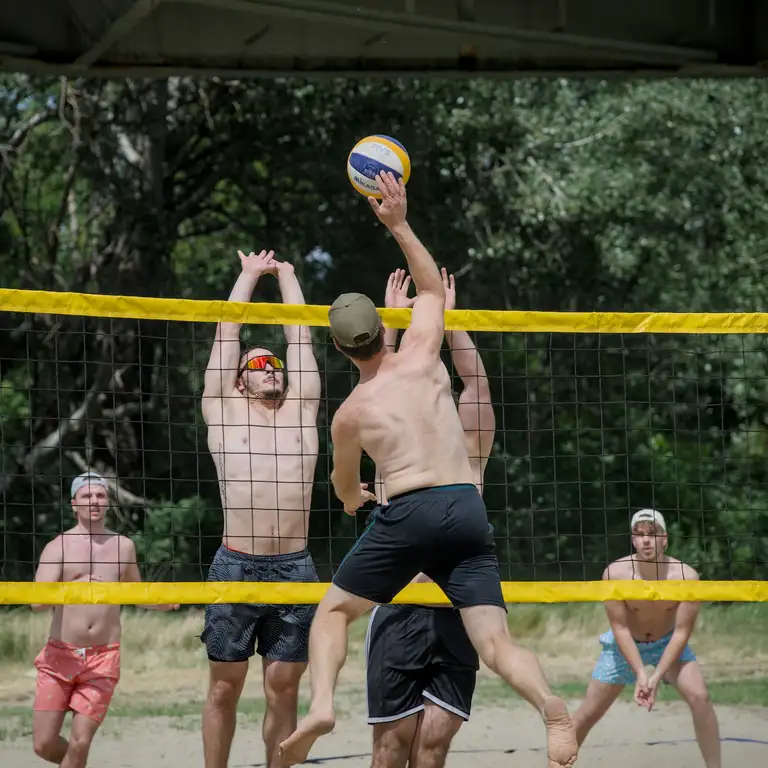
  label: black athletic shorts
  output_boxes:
[201,546,318,664]
[333,483,505,610]
[366,604,479,723]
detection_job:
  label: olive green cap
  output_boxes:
[329,292,381,348]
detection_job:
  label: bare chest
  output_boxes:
[60,538,125,583]
[625,599,679,619]
[223,417,312,456]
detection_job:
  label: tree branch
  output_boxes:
[22,364,127,474]
[172,163,228,223]
[0,107,58,157]
[102,396,156,420]
[23,383,102,472]
[47,154,82,274]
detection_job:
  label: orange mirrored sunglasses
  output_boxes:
[239,355,284,374]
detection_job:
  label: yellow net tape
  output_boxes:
[4,287,768,333]
[2,580,767,605]
[3,288,767,604]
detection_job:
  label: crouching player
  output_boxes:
[572,508,721,768]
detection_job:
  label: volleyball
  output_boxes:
[347,135,411,198]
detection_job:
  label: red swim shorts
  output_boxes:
[33,639,121,723]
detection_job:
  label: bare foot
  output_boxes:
[278,709,335,767]
[543,695,578,767]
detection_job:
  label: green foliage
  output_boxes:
[131,497,219,582]
[1,75,767,583]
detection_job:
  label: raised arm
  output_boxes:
[369,172,444,356]
[31,538,64,612]
[442,269,495,466]
[383,268,415,350]
[202,250,277,409]
[275,261,321,414]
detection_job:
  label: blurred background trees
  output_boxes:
[2,74,767,583]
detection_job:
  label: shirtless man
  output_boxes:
[279,172,578,768]
[365,268,496,768]
[31,472,178,768]
[572,508,720,767]
[200,249,321,768]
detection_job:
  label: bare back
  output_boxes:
[348,350,474,501]
[45,529,132,646]
[605,555,697,642]
[204,389,319,555]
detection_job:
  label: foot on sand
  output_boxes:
[543,695,578,767]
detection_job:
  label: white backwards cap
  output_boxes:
[630,508,666,532]
[70,471,108,499]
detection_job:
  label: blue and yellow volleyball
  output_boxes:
[347,135,411,198]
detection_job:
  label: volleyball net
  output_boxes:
[1,288,767,605]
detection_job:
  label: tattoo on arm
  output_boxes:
[217,442,227,511]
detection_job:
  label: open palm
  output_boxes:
[441,267,456,311]
[385,268,415,309]
[368,171,407,229]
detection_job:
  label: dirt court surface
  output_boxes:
[1,701,765,767]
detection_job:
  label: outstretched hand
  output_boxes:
[368,172,407,230]
[441,267,456,312]
[238,249,277,276]
[385,268,415,309]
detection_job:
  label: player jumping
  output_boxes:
[31,472,178,768]
[200,250,322,768]
[278,172,578,768]
[365,268,496,768]
[572,508,721,767]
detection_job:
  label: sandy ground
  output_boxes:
[1,700,765,767]
[2,613,766,768]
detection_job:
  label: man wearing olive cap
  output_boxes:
[279,172,578,768]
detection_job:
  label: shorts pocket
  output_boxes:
[209,549,246,582]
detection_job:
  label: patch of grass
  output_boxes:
[504,601,768,641]
[0,698,291,741]
[118,608,208,669]
[476,676,768,708]
[0,608,50,664]
[0,695,339,742]
[497,602,768,681]
[507,603,607,637]
[111,696,271,719]
[3,603,765,661]
[1,602,765,722]
[0,608,368,672]
[0,608,209,673]
[0,710,32,742]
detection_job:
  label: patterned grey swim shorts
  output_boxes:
[200,546,318,664]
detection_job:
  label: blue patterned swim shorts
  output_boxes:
[200,546,318,664]
[591,629,696,685]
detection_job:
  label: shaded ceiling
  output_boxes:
[0,0,767,78]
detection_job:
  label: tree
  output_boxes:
[1,75,766,583]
